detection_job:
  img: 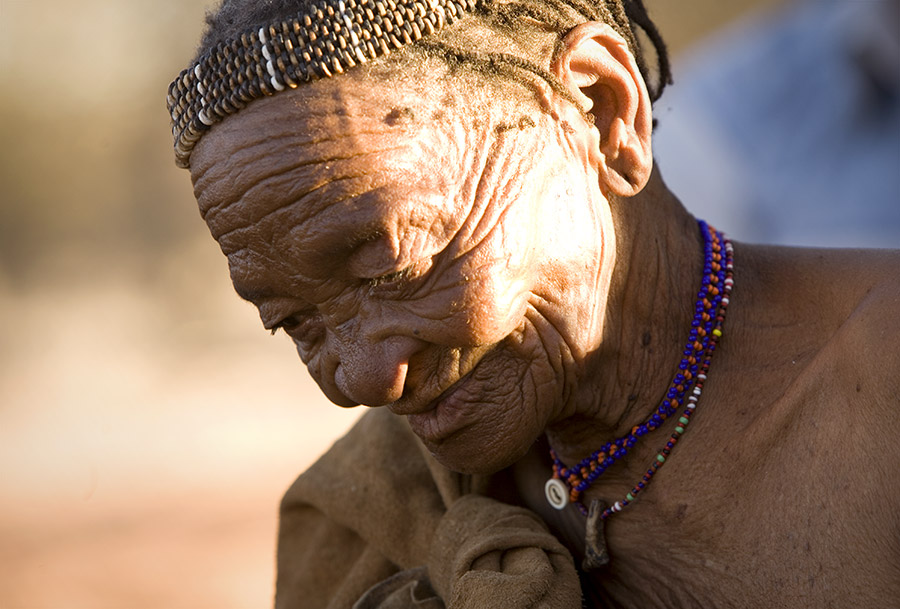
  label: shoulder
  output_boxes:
[835,249,900,342]
[787,247,899,353]
[709,246,900,602]
[740,244,899,293]
[737,244,899,331]
[727,244,899,405]
[822,250,900,403]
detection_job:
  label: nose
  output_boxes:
[333,334,424,406]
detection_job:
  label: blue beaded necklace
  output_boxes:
[545,220,734,520]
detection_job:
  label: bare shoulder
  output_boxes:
[837,249,900,336]
[710,245,900,604]
[737,244,899,332]
[729,244,899,408]
[792,247,899,349]
[823,249,900,406]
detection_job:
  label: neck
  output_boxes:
[546,166,705,467]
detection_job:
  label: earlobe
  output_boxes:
[551,22,653,197]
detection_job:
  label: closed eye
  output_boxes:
[366,257,435,293]
[270,314,302,335]
[267,305,320,338]
[367,265,413,288]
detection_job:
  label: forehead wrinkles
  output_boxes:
[190,72,538,276]
[194,82,478,240]
[195,125,413,245]
[194,87,475,250]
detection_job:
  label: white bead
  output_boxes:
[698,373,707,381]
[613,501,623,512]
[259,27,268,45]
[686,403,696,410]
[693,387,702,396]
[688,395,698,403]
[544,478,569,510]
[193,65,206,95]
[262,45,272,62]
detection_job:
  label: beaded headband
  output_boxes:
[167,0,481,168]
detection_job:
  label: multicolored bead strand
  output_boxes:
[548,220,733,519]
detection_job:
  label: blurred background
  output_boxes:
[0,0,896,607]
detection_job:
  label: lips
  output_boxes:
[395,362,481,444]
[388,367,467,415]
[387,348,478,415]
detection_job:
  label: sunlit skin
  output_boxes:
[190,23,900,609]
[191,60,617,474]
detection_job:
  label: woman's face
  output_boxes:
[190,67,614,474]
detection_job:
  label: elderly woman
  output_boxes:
[168,0,899,606]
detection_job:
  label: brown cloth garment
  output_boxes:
[276,408,583,609]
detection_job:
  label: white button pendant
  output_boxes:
[544,478,569,510]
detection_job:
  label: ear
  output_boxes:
[551,22,653,197]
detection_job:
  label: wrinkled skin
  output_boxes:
[191,65,615,474]
[189,23,900,609]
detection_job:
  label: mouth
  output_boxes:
[390,359,484,444]
[387,366,472,416]
[387,346,484,416]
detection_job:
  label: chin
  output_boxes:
[421,430,535,476]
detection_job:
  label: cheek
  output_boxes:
[458,210,543,343]
[449,272,532,347]
[430,238,539,347]
[421,329,561,475]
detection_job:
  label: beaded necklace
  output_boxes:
[545,220,734,521]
